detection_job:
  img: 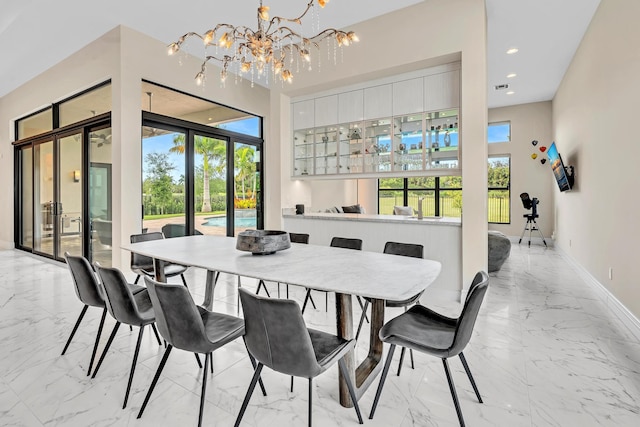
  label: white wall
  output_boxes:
[274,0,488,290]
[0,28,121,250]
[488,102,554,238]
[553,0,640,318]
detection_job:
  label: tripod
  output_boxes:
[518,193,547,247]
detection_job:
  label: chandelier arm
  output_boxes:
[270,0,315,27]
[308,28,346,42]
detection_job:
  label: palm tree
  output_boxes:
[234,146,256,200]
[171,135,226,212]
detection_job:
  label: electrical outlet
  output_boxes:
[609,267,613,280]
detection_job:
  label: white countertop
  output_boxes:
[283,212,461,226]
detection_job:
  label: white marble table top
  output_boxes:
[122,235,442,301]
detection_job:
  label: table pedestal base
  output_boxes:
[337,294,385,408]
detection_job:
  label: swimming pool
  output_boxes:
[202,216,257,227]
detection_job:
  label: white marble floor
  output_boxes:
[1,244,639,426]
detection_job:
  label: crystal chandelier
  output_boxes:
[167,0,358,85]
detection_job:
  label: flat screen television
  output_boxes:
[547,142,572,192]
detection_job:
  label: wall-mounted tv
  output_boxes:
[547,142,572,192]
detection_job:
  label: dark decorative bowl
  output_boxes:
[236,230,291,255]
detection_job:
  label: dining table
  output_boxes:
[121,235,441,408]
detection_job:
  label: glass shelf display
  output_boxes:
[292,127,314,176]
[364,118,392,173]
[427,109,459,170]
[337,122,364,174]
[392,114,424,172]
[292,108,459,177]
[314,126,339,175]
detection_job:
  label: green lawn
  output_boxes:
[379,195,509,223]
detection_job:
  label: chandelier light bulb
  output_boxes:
[168,1,357,85]
[258,5,270,20]
[203,30,215,45]
[167,43,179,55]
[195,71,205,86]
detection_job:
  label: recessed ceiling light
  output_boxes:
[507,73,517,78]
[506,91,515,95]
[506,48,519,55]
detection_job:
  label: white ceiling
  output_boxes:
[0,0,600,109]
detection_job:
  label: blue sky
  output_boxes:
[142,117,260,181]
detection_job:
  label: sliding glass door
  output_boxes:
[193,134,227,236]
[141,126,186,235]
[234,141,261,232]
[15,120,110,264]
[23,131,84,260]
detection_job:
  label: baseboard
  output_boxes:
[558,247,640,343]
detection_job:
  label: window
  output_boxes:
[16,107,53,139]
[488,156,510,223]
[488,121,510,143]
[378,176,461,218]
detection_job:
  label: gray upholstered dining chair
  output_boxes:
[356,241,424,375]
[369,271,489,427]
[161,223,204,238]
[137,277,263,427]
[130,232,189,287]
[91,265,163,409]
[235,288,363,427]
[301,236,363,313]
[62,252,145,376]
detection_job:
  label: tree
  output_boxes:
[171,135,226,212]
[234,146,256,200]
[145,152,175,215]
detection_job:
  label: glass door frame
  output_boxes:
[13,114,111,262]
[143,111,264,237]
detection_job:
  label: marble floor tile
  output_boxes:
[1,244,639,426]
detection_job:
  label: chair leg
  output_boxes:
[397,347,406,376]
[291,376,294,392]
[256,280,271,297]
[286,284,289,299]
[355,299,369,341]
[137,345,173,419]
[338,358,364,424]
[308,378,313,427]
[243,339,267,397]
[234,363,264,427]
[92,321,121,378]
[442,358,466,427]
[134,275,141,284]
[195,353,203,369]
[87,308,107,376]
[61,305,88,355]
[150,323,162,346]
[369,344,396,419]
[209,353,214,374]
[301,289,317,314]
[180,274,188,288]
[356,296,370,323]
[123,325,145,409]
[198,353,210,427]
[459,352,483,403]
[325,292,328,312]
